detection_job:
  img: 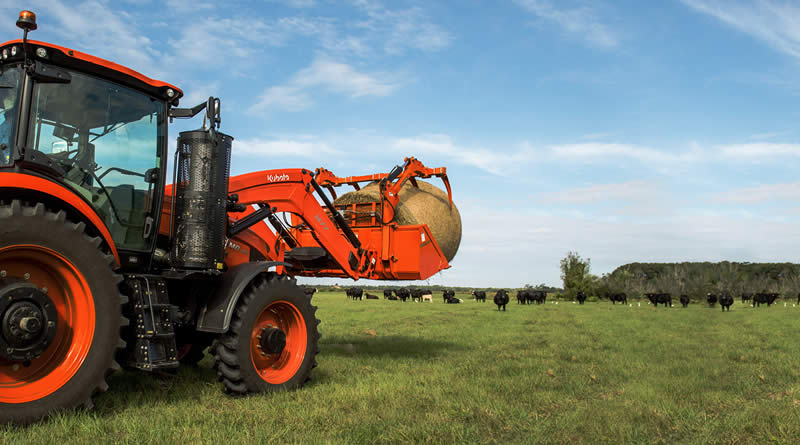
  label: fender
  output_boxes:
[0,173,120,265]
[196,261,291,333]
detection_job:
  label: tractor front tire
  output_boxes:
[214,274,319,395]
[0,201,127,424]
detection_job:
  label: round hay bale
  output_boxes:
[334,180,462,262]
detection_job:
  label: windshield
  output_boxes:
[0,66,20,165]
[28,69,165,251]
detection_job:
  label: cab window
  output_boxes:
[28,69,164,251]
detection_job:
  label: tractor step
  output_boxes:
[124,276,179,371]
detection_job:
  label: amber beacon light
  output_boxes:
[16,10,37,31]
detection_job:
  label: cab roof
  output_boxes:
[0,39,183,104]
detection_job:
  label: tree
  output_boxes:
[560,251,592,299]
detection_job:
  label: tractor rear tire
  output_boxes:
[0,201,127,424]
[213,274,319,395]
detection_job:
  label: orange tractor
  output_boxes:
[0,11,457,424]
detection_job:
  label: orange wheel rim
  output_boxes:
[0,245,95,403]
[250,301,307,385]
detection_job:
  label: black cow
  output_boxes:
[646,292,672,308]
[395,287,410,302]
[576,291,586,305]
[472,290,487,303]
[411,288,424,302]
[529,291,547,304]
[719,292,733,311]
[607,293,627,305]
[741,293,752,304]
[384,289,393,299]
[753,292,779,307]
[365,293,379,300]
[516,290,531,305]
[446,296,461,304]
[494,289,510,311]
[679,294,690,308]
[443,289,455,303]
[347,287,364,301]
[706,293,717,307]
[387,295,398,301]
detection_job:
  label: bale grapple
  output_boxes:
[0,11,458,424]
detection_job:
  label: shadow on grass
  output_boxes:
[320,335,466,359]
[63,336,465,418]
[93,362,218,411]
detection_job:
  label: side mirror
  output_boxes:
[144,167,160,184]
[206,96,220,128]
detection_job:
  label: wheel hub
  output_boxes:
[0,279,58,361]
[259,327,286,355]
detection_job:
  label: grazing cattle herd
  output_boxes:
[335,286,800,313]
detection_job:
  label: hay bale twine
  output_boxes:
[333,180,462,262]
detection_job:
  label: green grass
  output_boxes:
[4,293,800,444]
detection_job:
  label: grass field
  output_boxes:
[4,292,800,444]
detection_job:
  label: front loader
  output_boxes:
[0,11,457,424]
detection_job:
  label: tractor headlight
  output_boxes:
[10,46,17,56]
[166,88,174,98]
[35,47,46,58]
[1,49,7,60]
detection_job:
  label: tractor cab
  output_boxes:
[0,11,182,267]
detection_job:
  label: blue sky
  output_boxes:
[5,0,800,287]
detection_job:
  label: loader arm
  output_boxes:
[227,168,372,279]
[315,157,453,221]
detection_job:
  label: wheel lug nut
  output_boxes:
[23,273,30,280]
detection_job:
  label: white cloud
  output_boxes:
[234,138,339,157]
[168,16,336,68]
[250,57,402,112]
[33,0,164,77]
[710,182,800,204]
[354,4,452,54]
[538,181,660,204]
[293,58,399,96]
[252,85,314,112]
[718,143,800,159]
[513,0,619,48]
[282,0,316,7]
[181,81,221,107]
[548,143,701,164]
[682,0,800,60]
[750,130,792,140]
[166,0,213,12]
[389,134,534,175]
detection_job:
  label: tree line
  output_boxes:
[560,251,800,301]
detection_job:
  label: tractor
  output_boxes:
[0,11,457,424]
